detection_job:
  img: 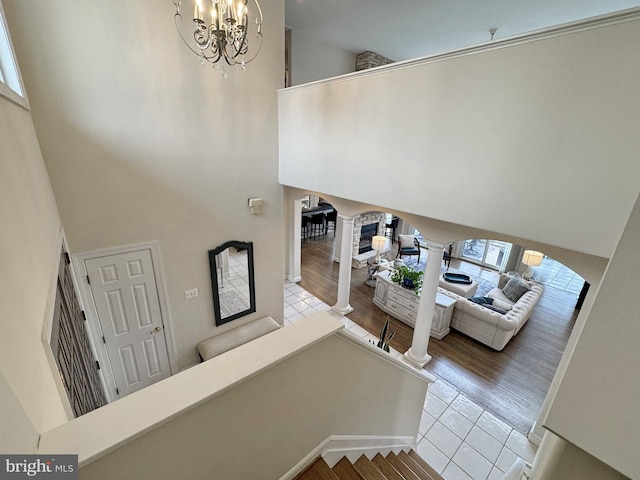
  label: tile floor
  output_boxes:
[283,280,537,480]
[530,256,585,295]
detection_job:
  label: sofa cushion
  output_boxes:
[487,287,512,304]
[469,296,494,306]
[502,275,531,302]
[484,304,508,315]
[492,298,513,311]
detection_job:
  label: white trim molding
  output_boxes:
[72,240,179,402]
[280,435,417,480]
[0,0,29,110]
[278,7,640,95]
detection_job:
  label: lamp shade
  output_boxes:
[372,236,387,251]
[522,250,544,267]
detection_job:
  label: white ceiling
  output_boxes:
[285,0,640,61]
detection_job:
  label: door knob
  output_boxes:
[152,326,162,333]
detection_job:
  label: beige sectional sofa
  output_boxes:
[438,273,544,351]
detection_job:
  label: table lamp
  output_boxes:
[522,250,543,280]
[371,236,387,264]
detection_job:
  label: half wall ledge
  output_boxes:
[38,314,344,467]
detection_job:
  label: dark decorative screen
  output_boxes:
[51,249,107,417]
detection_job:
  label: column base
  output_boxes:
[403,348,432,368]
[332,304,354,316]
[287,275,302,283]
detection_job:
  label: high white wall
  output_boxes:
[279,18,640,259]
[531,433,627,480]
[290,29,356,86]
[542,194,640,479]
[0,369,38,453]
[4,0,285,370]
[0,95,69,431]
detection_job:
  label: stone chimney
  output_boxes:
[355,51,394,71]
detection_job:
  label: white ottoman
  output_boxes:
[438,275,479,297]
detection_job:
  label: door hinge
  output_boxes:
[102,336,106,344]
[116,387,120,396]
[82,311,87,321]
[96,360,100,370]
[64,252,71,264]
[86,275,91,285]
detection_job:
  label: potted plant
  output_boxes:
[371,318,395,353]
[390,265,423,294]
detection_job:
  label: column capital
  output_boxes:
[337,213,357,223]
[425,241,445,253]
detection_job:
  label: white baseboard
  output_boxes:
[279,437,330,480]
[279,435,416,480]
[527,422,543,446]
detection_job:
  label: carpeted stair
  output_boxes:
[294,450,443,480]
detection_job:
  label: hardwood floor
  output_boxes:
[299,234,578,435]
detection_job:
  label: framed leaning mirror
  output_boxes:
[208,240,256,326]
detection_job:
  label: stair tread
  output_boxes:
[385,452,421,480]
[353,455,387,480]
[408,450,444,480]
[332,457,365,480]
[398,450,436,480]
[371,453,406,480]
[296,450,444,480]
[294,458,340,480]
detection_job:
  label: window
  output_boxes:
[0,1,27,108]
[462,239,512,271]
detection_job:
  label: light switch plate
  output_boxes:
[185,288,198,299]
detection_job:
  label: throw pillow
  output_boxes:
[492,299,513,311]
[484,304,508,315]
[497,273,512,289]
[469,296,494,306]
[398,234,415,248]
[502,275,531,302]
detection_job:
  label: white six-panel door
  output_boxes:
[85,248,170,397]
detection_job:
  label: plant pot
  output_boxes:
[402,278,414,289]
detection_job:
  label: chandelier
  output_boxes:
[173,0,263,72]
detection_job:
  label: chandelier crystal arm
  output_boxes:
[173,0,263,70]
[174,11,211,60]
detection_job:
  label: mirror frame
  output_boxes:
[208,240,256,326]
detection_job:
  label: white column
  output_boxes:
[333,214,355,315]
[333,215,343,262]
[287,198,303,283]
[404,242,444,368]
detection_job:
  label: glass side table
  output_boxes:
[365,257,392,287]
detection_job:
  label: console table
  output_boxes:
[372,270,456,339]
